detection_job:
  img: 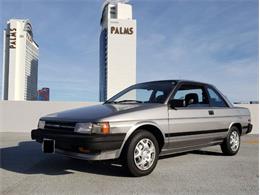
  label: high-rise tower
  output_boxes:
[99,0,136,101]
[2,19,39,101]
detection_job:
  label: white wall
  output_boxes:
[0,101,258,134]
[0,101,98,132]
[235,104,259,134]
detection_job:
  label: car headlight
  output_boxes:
[74,122,110,135]
[74,123,93,134]
[38,120,45,129]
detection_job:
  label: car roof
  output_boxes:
[138,80,211,86]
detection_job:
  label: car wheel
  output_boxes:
[124,130,159,177]
[221,126,240,155]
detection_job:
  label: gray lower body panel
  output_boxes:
[160,130,227,156]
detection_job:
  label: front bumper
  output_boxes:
[31,129,126,156]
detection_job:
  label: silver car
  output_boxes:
[31,80,252,176]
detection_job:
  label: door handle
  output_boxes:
[208,110,214,115]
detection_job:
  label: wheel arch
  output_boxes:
[228,122,242,135]
[117,122,166,158]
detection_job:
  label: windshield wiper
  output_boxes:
[104,100,114,104]
[114,100,143,104]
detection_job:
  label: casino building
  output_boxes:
[2,19,39,101]
[99,1,136,101]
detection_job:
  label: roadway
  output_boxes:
[0,133,258,195]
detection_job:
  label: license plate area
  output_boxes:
[42,139,55,153]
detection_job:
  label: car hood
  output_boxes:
[40,103,165,123]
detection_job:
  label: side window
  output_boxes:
[207,87,228,107]
[170,84,209,108]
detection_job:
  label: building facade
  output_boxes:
[37,87,50,101]
[99,1,136,101]
[2,19,39,101]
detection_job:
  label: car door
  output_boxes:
[205,85,233,135]
[166,82,225,153]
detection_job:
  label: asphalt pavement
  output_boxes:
[0,132,258,195]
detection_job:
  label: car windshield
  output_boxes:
[105,81,176,104]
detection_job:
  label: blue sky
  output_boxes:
[0,0,258,102]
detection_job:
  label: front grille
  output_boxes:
[44,121,76,132]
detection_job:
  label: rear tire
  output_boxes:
[221,126,240,155]
[123,130,159,177]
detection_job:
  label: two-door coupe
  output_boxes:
[31,80,252,176]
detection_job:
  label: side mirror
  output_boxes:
[168,99,184,109]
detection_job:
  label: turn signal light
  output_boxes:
[78,147,90,153]
[101,122,110,135]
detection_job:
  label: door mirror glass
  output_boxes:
[169,99,184,108]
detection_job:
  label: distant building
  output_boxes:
[37,88,50,101]
[234,101,259,104]
[2,19,39,101]
[233,101,248,104]
[250,101,259,104]
[99,1,136,101]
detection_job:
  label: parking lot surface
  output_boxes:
[0,132,258,195]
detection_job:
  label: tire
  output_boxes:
[221,126,240,155]
[123,130,159,177]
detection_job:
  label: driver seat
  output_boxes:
[185,93,199,107]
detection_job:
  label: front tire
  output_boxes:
[124,130,159,177]
[221,126,240,155]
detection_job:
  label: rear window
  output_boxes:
[207,87,228,107]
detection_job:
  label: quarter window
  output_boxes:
[207,87,228,107]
